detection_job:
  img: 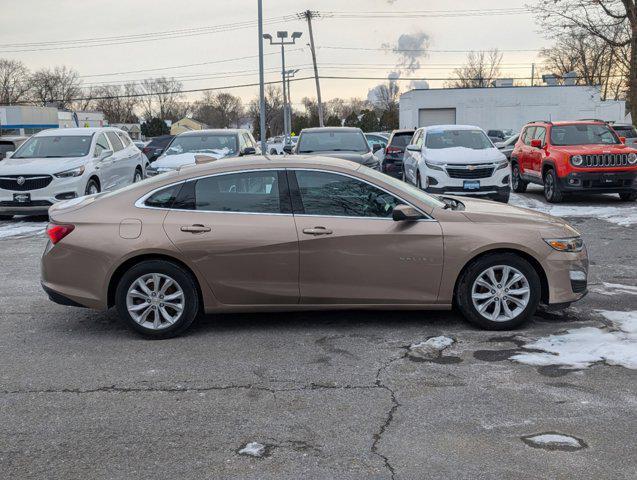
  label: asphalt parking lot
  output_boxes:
[0,186,635,480]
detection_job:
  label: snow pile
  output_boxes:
[521,433,586,451]
[589,282,637,296]
[510,310,637,369]
[509,194,637,227]
[0,222,46,239]
[408,336,455,360]
[238,442,267,458]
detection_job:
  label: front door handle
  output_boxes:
[180,224,211,233]
[302,226,333,236]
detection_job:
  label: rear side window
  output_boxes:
[106,131,124,151]
[175,171,290,214]
[144,184,182,209]
[117,131,132,146]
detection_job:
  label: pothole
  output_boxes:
[521,432,587,451]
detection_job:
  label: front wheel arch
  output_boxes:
[452,248,549,306]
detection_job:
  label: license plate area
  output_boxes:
[13,193,31,203]
[463,180,480,190]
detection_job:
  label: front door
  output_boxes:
[163,170,300,305]
[289,169,444,304]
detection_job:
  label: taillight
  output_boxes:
[386,146,402,155]
[47,224,75,244]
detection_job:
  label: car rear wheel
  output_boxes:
[115,260,200,339]
[543,168,563,203]
[456,253,541,330]
[511,162,527,193]
[619,192,637,202]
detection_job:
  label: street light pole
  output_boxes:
[257,0,266,152]
[263,31,302,145]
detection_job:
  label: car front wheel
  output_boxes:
[543,168,563,203]
[456,253,541,330]
[115,260,200,339]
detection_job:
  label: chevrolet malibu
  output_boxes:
[41,156,588,338]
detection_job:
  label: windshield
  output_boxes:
[550,124,619,146]
[12,135,92,159]
[389,133,413,148]
[164,134,237,156]
[360,166,446,210]
[298,131,369,153]
[425,129,493,150]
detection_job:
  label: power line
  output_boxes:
[322,8,529,18]
[319,46,542,53]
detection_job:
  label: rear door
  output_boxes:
[289,169,444,304]
[163,169,300,305]
[105,131,129,188]
[403,130,423,184]
[93,133,118,191]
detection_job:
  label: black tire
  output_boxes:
[85,178,100,196]
[619,191,637,202]
[494,190,510,203]
[269,149,278,155]
[416,172,422,190]
[543,168,563,203]
[511,161,527,193]
[133,167,143,183]
[115,260,200,339]
[401,169,406,183]
[456,252,541,330]
[0,215,13,220]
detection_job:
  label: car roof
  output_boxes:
[422,124,483,131]
[34,127,124,136]
[0,136,27,142]
[300,127,362,133]
[176,128,246,137]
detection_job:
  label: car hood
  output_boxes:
[451,196,578,232]
[308,151,378,166]
[152,149,231,169]
[425,147,506,164]
[0,156,87,175]
[551,144,636,154]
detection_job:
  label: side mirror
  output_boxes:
[99,149,113,161]
[372,144,382,153]
[530,139,542,148]
[406,144,420,152]
[392,204,424,222]
[495,142,504,149]
[620,136,626,144]
[242,147,257,155]
[283,145,294,154]
[4,151,14,159]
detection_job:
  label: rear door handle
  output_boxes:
[302,226,333,236]
[180,224,211,233]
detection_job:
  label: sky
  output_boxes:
[0,0,550,107]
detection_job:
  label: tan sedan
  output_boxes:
[41,156,588,338]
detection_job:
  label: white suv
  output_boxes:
[0,127,145,218]
[402,125,511,202]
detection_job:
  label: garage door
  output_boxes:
[418,108,456,127]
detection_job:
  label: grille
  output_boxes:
[0,200,52,207]
[446,166,494,179]
[582,154,629,167]
[0,175,53,191]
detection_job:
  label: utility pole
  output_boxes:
[300,10,324,127]
[263,31,302,144]
[257,0,266,152]
[531,63,535,87]
[285,69,300,135]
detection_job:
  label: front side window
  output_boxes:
[522,127,536,145]
[550,124,620,146]
[179,171,287,214]
[12,135,93,159]
[94,133,110,157]
[297,130,369,154]
[164,134,238,156]
[425,129,493,150]
[106,131,124,152]
[533,127,546,145]
[294,170,401,218]
[613,125,637,138]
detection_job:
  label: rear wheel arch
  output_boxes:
[107,253,204,310]
[452,248,549,305]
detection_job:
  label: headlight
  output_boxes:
[54,166,85,178]
[628,153,637,165]
[544,237,584,252]
[495,159,509,170]
[424,161,444,171]
[571,155,584,166]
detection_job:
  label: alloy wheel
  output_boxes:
[126,273,185,330]
[133,170,143,183]
[512,166,519,189]
[544,172,554,198]
[471,265,530,322]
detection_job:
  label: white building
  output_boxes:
[0,105,59,136]
[58,110,106,129]
[399,85,630,132]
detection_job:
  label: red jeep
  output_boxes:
[511,120,637,202]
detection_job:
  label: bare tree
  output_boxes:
[89,83,140,123]
[30,66,82,108]
[195,91,243,128]
[0,58,31,105]
[533,1,636,118]
[248,85,284,139]
[139,77,184,121]
[446,49,503,88]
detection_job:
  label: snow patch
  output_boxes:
[0,222,46,239]
[510,310,637,369]
[522,433,586,451]
[238,442,267,458]
[589,282,637,296]
[408,336,455,360]
[509,194,637,227]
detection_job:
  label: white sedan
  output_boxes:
[0,127,145,218]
